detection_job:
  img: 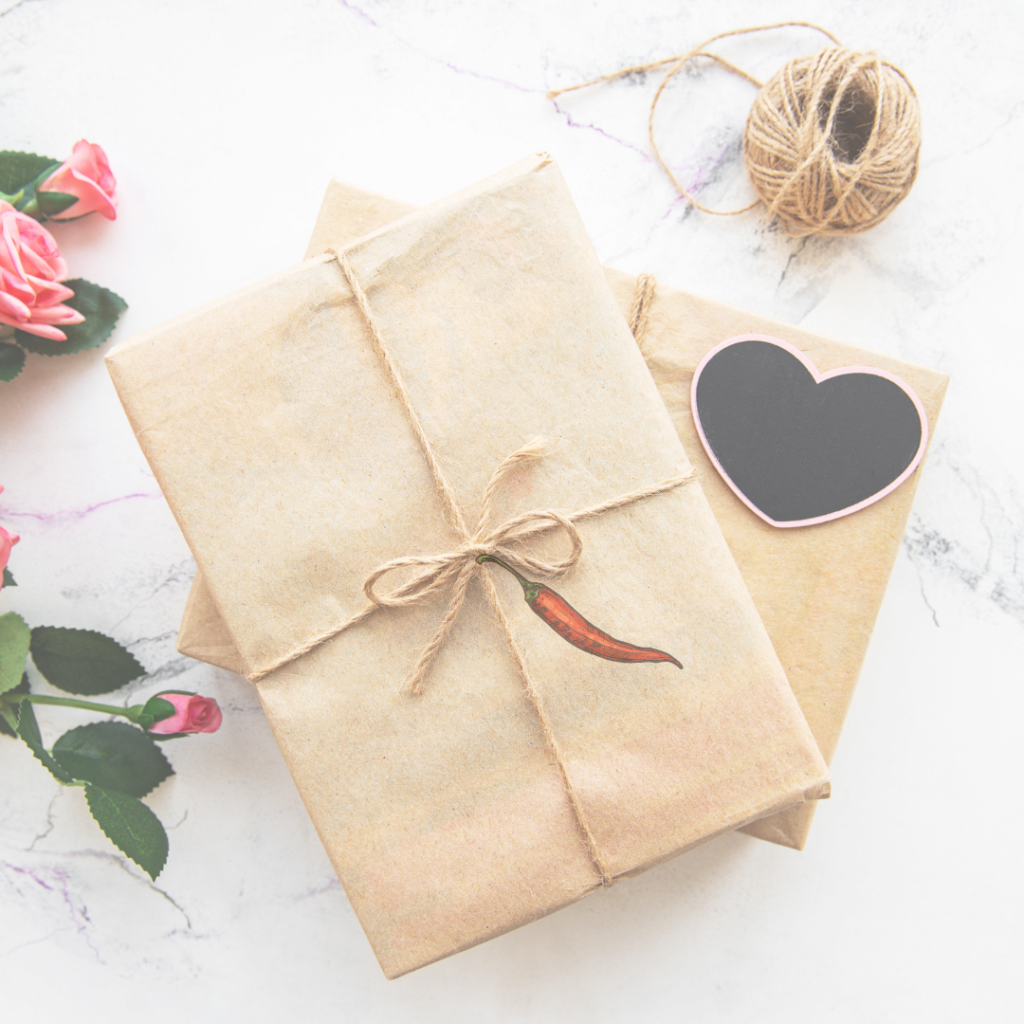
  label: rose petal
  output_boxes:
[29,303,84,326]
[0,290,32,320]
[1,213,26,280]
[2,318,68,341]
[0,269,34,306]
[28,277,76,306]
[70,140,116,195]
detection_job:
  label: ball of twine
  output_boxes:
[743,47,921,237]
[547,24,923,238]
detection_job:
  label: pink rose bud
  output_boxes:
[0,202,84,341]
[147,692,223,735]
[38,140,117,222]
[0,487,18,576]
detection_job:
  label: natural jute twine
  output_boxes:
[246,252,697,885]
[628,273,657,349]
[548,22,922,237]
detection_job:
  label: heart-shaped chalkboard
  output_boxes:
[691,335,928,528]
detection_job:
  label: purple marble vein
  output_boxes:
[0,492,163,525]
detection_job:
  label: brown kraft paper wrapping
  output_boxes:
[107,155,829,977]
[180,175,947,853]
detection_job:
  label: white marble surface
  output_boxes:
[1,0,1021,1020]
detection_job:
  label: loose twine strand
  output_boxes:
[628,273,657,348]
[548,21,921,237]
[247,258,693,885]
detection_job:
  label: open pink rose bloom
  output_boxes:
[39,140,117,221]
[148,693,223,735]
[0,203,84,340]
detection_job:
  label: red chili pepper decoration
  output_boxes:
[477,555,682,669]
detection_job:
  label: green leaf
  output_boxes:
[85,785,168,880]
[29,626,145,695]
[16,700,75,783]
[15,280,127,356]
[0,151,59,195]
[0,343,26,383]
[2,567,15,588]
[53,722,173,797]
[0,672,28,736]
[0,612,31,696]
[36,190,78,216]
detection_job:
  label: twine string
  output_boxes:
[246,254,696,885]
[548,22,839,218]
[628,273,657,348]
[546,22,839,101]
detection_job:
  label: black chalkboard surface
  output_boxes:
[691,335,928,528]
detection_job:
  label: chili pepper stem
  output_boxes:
[477,554,546,602]
[476,554,530,593]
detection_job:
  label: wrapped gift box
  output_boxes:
[181,174,948,852]
[107,155,828,977]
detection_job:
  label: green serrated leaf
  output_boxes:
[84,784,168,879]
[0,705,18,734]
[53,721,173,797]
[0,611,31,696]
[14,280,127,356]
[2,567,15,587]
[0,672,28,736]
[36,190,78,216]
[0,343,26,383]
[0,151,60,195]
[16,700,75,783]
[29,626,144,695]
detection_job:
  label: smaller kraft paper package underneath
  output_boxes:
[106,154,828,978]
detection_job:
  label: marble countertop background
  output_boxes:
[1,1,1020,1020]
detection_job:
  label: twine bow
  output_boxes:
[362,438,583,694]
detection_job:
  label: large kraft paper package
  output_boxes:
[107,155,829,978]
[179,173,948,852]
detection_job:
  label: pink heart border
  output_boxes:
[690,334,930,529]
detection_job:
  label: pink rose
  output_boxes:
[0,202,84,341]
[0,487,18,578]
[38,140,117,222]
[147,692,223,735]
